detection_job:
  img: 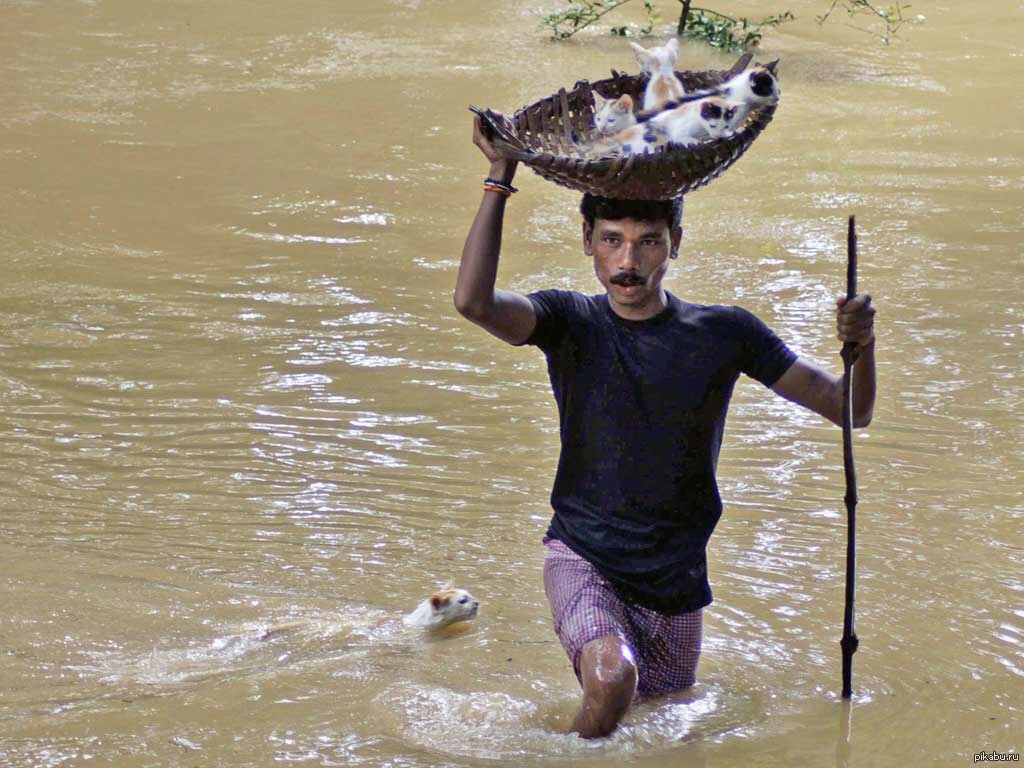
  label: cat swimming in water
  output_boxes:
[401,588,479,628]
[591,92,637,135]
[254,588,481,641]
[576,96,737,158]
[629,38,687,111]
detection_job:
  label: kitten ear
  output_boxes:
[431,595,446,610]
[593,92,608,108]
[666,38,679,55]
[616,94,633,113]
[629,42,650,68]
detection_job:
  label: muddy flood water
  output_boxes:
[1,0,1021,765]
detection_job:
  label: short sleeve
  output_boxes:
[731,307,798,387]
[520,289,574,350]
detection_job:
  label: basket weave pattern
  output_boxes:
[475,54,777,201]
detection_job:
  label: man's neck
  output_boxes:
[607,288,669,321]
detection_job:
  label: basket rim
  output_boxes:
[473,54,778,200]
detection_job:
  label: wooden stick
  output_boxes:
[840,215,860,699]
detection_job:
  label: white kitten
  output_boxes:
[629,38,686,111]
[592,92,636,135]
[713,63,780,131]
[653,96,737,145]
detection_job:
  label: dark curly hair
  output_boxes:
[579,194,683,232]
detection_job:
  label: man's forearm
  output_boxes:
[851,338,876,428]
[770,294,876,428]
[454,160,517,318]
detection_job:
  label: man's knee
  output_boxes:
[572,636,638,738]
[579,636,638,698]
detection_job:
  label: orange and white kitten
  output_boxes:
[591,92,636,135]
[402,588,479,628]
[578,96,736,157]
[255,588,480,641]
[629,38,686,111]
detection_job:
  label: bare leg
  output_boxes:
[569,635,638,739]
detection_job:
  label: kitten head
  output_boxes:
[428,588,479,626]
[719,63,780,109]
[698,97,735,139]
[746,63,780,102]
[629,37,679,75]
[593,93,635,134]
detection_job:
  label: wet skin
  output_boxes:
[570,636,638,738]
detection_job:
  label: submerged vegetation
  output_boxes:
[538,0,791,50]
[539,0,916,49]
[817,0,915,45]
[676,5,794,51]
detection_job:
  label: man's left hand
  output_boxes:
[836,293,876,348]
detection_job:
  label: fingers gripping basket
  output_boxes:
[472,53,778,201]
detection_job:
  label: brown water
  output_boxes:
[1,0,1021,765]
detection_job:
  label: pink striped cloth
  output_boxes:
[543,537,702,699]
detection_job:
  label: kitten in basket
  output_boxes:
[592,92,637,135]
[579,96,738,156]
[255,588,480,641]
[628,37,780,127]
[652,60,781,132]
[587,38,683,139]
[629,38,686,111]
[579,52,780,158]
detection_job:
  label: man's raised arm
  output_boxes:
[453,116,538,346]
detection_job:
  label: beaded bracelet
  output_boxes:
[484,177,518,195]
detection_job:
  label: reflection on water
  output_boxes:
[1,0,1022,765]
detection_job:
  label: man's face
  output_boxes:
[584,217,682,317]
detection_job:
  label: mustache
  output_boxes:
[609,271,647,286]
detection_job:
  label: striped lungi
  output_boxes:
[543,537,702,699]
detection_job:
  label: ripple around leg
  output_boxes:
[371,681,764,760]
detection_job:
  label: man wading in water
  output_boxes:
[455,117,877,738]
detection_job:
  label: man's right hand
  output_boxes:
[473,115,518,183]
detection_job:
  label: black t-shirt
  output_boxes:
[523,290,797,614]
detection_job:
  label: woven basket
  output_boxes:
[471,53,778,201]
